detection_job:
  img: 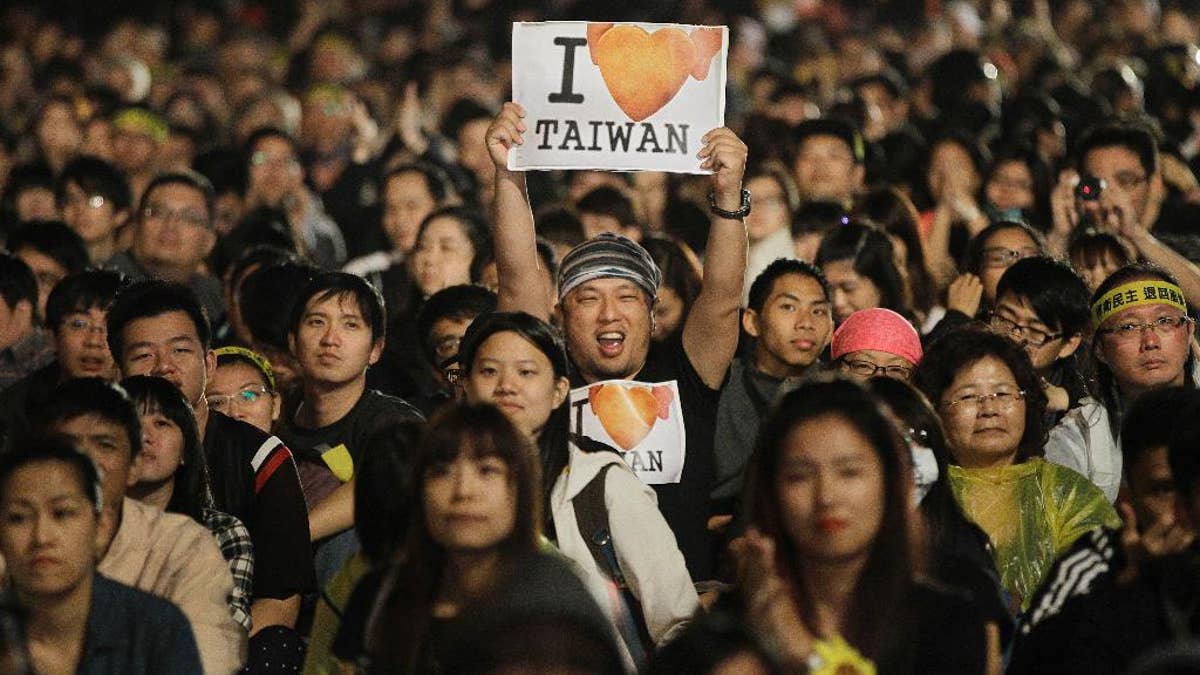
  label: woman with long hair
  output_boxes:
[815,221,914,325]
[335,402,546,673]
[457,311,698,669]
[122,375,255,631]
[733,377,988,673]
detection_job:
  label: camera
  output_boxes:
[1075,176,1105,201]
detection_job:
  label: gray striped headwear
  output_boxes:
[557,233,662,301]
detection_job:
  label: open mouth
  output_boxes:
[597,332,625,357]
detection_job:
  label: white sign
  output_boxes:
[569,379,687,485]
[510,21,727,173]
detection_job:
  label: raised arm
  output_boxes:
[682,128,749,390]
[485,102,553,321]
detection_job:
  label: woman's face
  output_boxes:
[978,227,1039,306]
[463,331,568,440]
[938,355,1027,468]
[744,175,790,242]
[985,159,1035,212]
[137,410,185,485]
[409,216,475,297]
[822,259,883,324]
[423,453,516,553]
[652,286,686,341]
[775,414,885,563]
[0,460,100,599]
[382,171,437,254]
[207,362,280,433]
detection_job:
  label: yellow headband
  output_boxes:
[213,346,276,390]
[112,108,168,144]
[1092,280,1188,328]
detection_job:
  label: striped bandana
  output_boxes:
[557,233,661,301]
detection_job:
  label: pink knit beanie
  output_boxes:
[830,308,923,366]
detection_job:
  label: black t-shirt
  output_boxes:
[279,389,425,473]
[568,336,720,581]
[203,411,316,599]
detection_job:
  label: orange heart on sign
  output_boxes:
[588,383,659,451]
[593,24,696,122]
[689,27,722,81]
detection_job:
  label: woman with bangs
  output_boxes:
[931,221,1049,343]
[122,375,255,632]
[332,402,548,673]
[731,378,988,673]
[914,328,1119,612]
[456,311,698,669]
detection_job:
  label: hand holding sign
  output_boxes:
[510,21,727,173]
[486,101,526,173]
[699,127,748,211]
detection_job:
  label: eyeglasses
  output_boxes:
[441,356,463,386]
[433,335,463,363]
[250,151,301,170]
[988,314,1062,347]
[64,193,108,210]
[60,316,106,334]
[1112,171,1148,191]
[941,390,1026,412]
[1096,315,1194,341]
[143,203,210,230]
[980,246,1039,269]
[839,358,913,380]
[207,385,272,412]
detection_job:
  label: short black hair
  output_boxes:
[45,269,127,333]
[914,326,1049,463]
[851,69,908,100]
[1124,387,1199,475]
[386,162,455,205]
[137,170,216,229]
[576,186,637,228]
[1074,120,1159,177]
[995,257,1091,336]
[747,258,830,313]
[791,200,848,237]
[288,271,386,342]
[240,261,317,352]
[439,98,494,141]
[0,434,103,512]
[534,206,585,249]
[210,207,299,278]
[415,285,498,365]
[55,155,132,213]
[792,117,865,164]
[0,252,37,312]
[34,378,142,458]
[106,280,211,359]
[7,220,89,277]
[1167,390,1200,500]
[243,126,299,167]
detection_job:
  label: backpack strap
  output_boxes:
[571,462,655,660]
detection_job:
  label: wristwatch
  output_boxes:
[708,189,752,219]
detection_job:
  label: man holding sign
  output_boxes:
[485,48,747,581]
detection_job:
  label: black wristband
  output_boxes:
[708,189,752,219]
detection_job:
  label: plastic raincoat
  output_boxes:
[949,458,1120,611]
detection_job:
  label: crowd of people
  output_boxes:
[4,0,1200,673]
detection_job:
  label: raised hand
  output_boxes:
[698,127,748,212]
[485,102,526,174]
[947,273,984,318]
